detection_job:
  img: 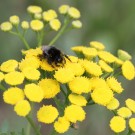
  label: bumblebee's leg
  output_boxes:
[64,54,71,62]
[47,58,55,68]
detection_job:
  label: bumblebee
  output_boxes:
[40,45,71,67]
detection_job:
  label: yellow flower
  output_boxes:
[9,15,20,25]
[72,20,82,29]
[117,107,132,118]
[122,61,135,80]
[34,13,42,20]
[106,77,123,94]
[0,22,12,32]
[21,21,29,29]
[68,93,87,106]
[38,79,60,99]
[22,67,40,80]
[58,5,70,14]
[27,5,42,14]
[110,116,126,133]
[5,71,24,85]
[14,100,31,117]
[49,19,61,31]
[125,98,135,113]
[0,72,4,81]
[129,118,135,132]
[91,87,113,106]
[71,46,85,53]
[89,41,105,50]
[43,10,57,22]
[54,117,70,133]
[67,55,78,63]
[24,83,44,102]
[114,57,124,65]
[64,104,86,123]
[98,51,116,63]
[30,20,44,31]
[54,68,75,83]
[68,7,80,19]
[0,59,18,73]
[37,105,59,124]
[3,87,24,105]
[69,76,91,94]
[99,60,113,73]
[106,98,119,110]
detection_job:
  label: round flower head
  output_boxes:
[110,116,126,133]
[0,59,18,73]
[37,105,59,124]
[54,68,75,83]
[106,98,119,110]
[114,57,124,65]
[129,118,135,132]
[125,98,135,113]
[34,13,42,20]
[24,83,44,102]
[68,7,80,19]
[68,93,87,106]
[27,5,42,14]
[4,71,24,86]
[90,41,105,51]
[49,19,61,31]
[0,72,4,81]
[64,104,86,123]
[0,22,12,32]
[22,67,40,80]
[58,5,70,14]
[117,107,132,118]
[69,76,91,94]
[9,15,20,25]
[106,77,123,94]
[99,60,113,73]
[38,79,60,99]
[21,21,29,29]
[91,87,113,106]
[54,117,70,133]
[72,20,82,29]
[30,20,44,31]
[68,55,78,63]
[3,87,24,105]
[71,46,85,53]
[122,61,135,80]
[14,100,31,117]
[43,10,57,22]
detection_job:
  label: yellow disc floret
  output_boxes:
[68,7,80,19]
[0,72,4,81]
[27,5,42,14]
[0,22,12,32]
[9,15,20,25]
[129,118,135,132]
[125,98,135,113]
[106,98,119,110]
[30,20,44,31]
[49,19,61,31]
[117,107,132,118]
[72,20,82,29]
[21,21,29,29]
[89,41,105,50]
[59,5,70,14]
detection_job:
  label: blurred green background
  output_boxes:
[0,0,135,135]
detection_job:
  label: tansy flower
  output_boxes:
[68,7,80,19]
[99,60,113,73]
[64,104,86,123]
[122,61,135,80]
[0,59,18,73]
[68,76,91,94]
[89,41,105,51]
[54,68,75,83]
[38,79,60,99]
[9,15,20,25]
[21,21,29,29]
[106,98,119,110]
[54,117,70,133]
[4,71,24,85]
[72,20,82,29]
[14,100,31,117]
[22,67,40,80]
[67,55,78,63]
[117,107,132,118]
[71,46,85,53]
[91,87,113,106]
[129,118,135,132]
[0,72,4,81]
[68,93,87,106]
[34,13,42,20]
[49,19,61,31]
[110,116,126,133]
[24,83,44,102]
[30,20,44,31]
[37,105,59,124]
[106,77,123,94]
[125,98,135,113]
[43,10,57,22]
[114,57,124,65]
[27,5,42,14]
[0,22,12,32]
[3,87,24,105]
[58,5,70,14]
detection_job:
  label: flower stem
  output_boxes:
[0,84,6,91]
[127,129,133,135]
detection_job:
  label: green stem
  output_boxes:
[51,129,58,135]
[127,129,133,135]
[54,97,64,111]
[38,30,44,47]
[0,84,6,91]
[87,101,95,106]
[26,116,41,135]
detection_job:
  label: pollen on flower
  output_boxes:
[125,98,135,113]
[0,22,12,32]
[129,118,135,132]
[37,105,59,124]
[68,7,80,19]
[30,20,44,31]
[58,5,70,14]
[117,107,132,118]
[0,72,4,81]
[27,5,42,14]
[49,19,61,31]
[9,15,20,25]
[89,41,105,50]
[106,98,119,110]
